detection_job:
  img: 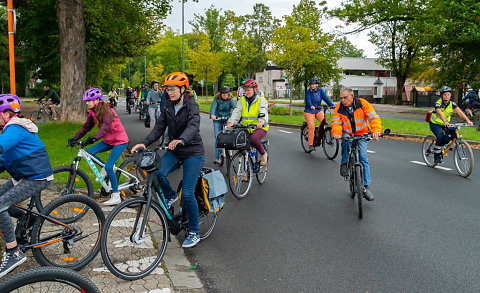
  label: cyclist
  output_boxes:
[429,86,473,164]
[131,72,204,248]
[146,80,163,130]
[0,94,53,277]
[332,88,382,201]
[461,88,479,119]
[37,84,61,120]
[304,77,335,151]
[108,87,118,108]
[210,86,236,164]
[226,79,269,166]
[68,88,129,206]
[125,87,134,112]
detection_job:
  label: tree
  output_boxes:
[189,6,227,53]
[0,4,9,93]
[334,36,365,58]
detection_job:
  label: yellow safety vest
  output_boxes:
[431,99,454,125]
[241,96,269,133]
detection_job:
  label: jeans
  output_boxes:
[148,107,159,129]
[341,135,370,186]
[213,120,226,160]
[86,141,127,193]
[155,151,204,233]
[429,122,456,159]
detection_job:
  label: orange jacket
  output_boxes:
[332,97,382,136]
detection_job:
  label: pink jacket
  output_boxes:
[75,107,129,145]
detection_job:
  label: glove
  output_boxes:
[85,137,97,145]
[68,137,78,147]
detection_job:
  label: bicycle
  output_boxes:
[300,105,339,159]
[343,129,390,219]
[100,146,219,280]
[42,140,146,212]
[7,193,104,270]
[125,96,134,114]
[215,116,234,167]
[227,124,269,199]
[30,102,62,124]
[0,266,101,292]
[422,123,474,177]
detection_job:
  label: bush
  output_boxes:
[269,106,303,116]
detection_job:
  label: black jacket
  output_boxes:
[143,95,204,157]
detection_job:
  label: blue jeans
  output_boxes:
[86,141,127,193]
[213,120,227,160]
[155,151,204,233]
[341,135,370,186]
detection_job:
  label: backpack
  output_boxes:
[425,110,433,123]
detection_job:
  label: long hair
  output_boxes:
[94,101,114,126]
[215,92,233,102]
[3,109,34,122]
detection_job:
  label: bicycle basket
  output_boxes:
[216,128,250,150]
[135,151,161,172]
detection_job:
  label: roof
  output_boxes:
[338,57,387,71]
[264,65,283,71]
[272,79,286,82]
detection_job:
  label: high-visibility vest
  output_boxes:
[430,99,454,125]
[241,96,269,133]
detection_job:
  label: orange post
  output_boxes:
[7,0,16,95]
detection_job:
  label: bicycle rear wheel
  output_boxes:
[0,266,100,293]
[422,135,438,167]
[228,151,252,199]
[454,140,474,177]
[322,128,339,159]
[355,165,364,219]
[31,194,104,270]
[300,124,313,153]
[256,141,269,184]
[100,197,169,280]
[30,110,47,124]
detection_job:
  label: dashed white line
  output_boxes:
[367,150,376,154]
[278,129,293,134]
[410,160,453,171]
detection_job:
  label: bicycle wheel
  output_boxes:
[228,151,253,199]
[117,156,147,198]
[256,141,269,184]
[100,197,169,280]
[30,110,47,124]
[454,140,474,177]
[355,165,364,219]
[0,266,100,293]
[322,128,339,160]
[36,166,94,213]
[422,135,438,167]
[300,124,313,153]
[31,194,104,270]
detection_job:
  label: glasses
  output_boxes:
[165,88,177,93]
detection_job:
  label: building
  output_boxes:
[255,66,287,99]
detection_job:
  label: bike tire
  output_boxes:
[228,151,253,199]
[355,165,363,219]
[31,194,105,270]
[322,127,339,160]
[37,166,94,213]
[256,141,269,184]
[30,110,47,124]
[0,266,101,293]
[422,135,438,168]
[100,197,169,280]
[117,156,147,198]
[300,124,313,153]
[454,140,474,177]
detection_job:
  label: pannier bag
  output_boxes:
[135,150,161,172]
[425,110,433,123]
[216,128,250,150]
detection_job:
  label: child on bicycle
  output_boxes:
[304,77,335,151]
[0,94,53,277]
[429,86,473,164]
[131,72,204,248]
[210,86,236,164]
[68,88,129,206]
[226,79,269,166]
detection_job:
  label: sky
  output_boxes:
[163,0,376,57]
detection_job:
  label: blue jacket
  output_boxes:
[0,117,53,181]
[304,87,334,114]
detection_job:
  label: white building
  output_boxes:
[255,66,287,99]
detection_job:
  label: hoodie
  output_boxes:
[0,117,53,181]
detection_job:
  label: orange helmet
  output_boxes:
[164,72,189,88]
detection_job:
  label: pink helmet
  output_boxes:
[83,88,103,101]
[243,79,258,88]
[0,94,22,113]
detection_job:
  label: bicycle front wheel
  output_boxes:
[300,124,313,153]
[322,128,339,160]
[30,110,47,124]
[31,194,105,270]
[228,151,253,199]
[454,140,474,177]
[355,165,364,219]
[101,197,169,280]
[256,141,269,184]
[0,266,101,293]
[422,135,437,167]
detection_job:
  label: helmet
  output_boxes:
[164,72,189,88]
[0,94,21,113]
[151,80,159,87]
[220,86,231,93]
[309,77,320,84]
[439,86,452,95]
[468,88,475,93]
[243,79,258,88]
[83,88,103,101]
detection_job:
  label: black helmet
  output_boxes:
[309,77,320,84]
[439,86,452,95]
[151,80,159,87]
[220,86,231,93]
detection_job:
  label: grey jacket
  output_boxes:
[146,90,163,108]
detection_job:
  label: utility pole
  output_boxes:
[7,0,16,94]
[144,55,147,84]
[182,0,185,73]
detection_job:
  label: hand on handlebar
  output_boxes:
[372,131,381,141]
[334,134,342,140]
[310,106,315,110]
[226,122,233,128]
[444,121,451,127]
[168,139,183,150]
[211,115,217,120]
[131,143,146,153]
[256,122,264,129]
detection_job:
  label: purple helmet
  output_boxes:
[83,88,103,101]
[0,94,22,113]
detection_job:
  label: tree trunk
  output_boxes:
[57,0,87,122]
[395,75,406,105]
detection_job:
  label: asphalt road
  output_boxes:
[117,98,480,292]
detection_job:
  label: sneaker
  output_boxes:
[100,167,108,179]
[0,249,26,278]
[166,193,179,208]
[182,232,200,248]
[103,192,121,206]
[308,145,315,151]
[340,163,348,177]
[363,186,375,201]
[259,153,268,166]
[213,159,221,165]
[242,173,249,182]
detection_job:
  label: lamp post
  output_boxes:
[7,0,16,94]
[182,0,185,73]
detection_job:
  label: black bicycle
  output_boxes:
[301,105,339,159]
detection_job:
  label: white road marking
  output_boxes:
[278,129,292,134]
[410,160,453,171]
[367,150,376,154]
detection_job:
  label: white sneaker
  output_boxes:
[103,192,121,206]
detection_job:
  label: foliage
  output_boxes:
[269,106,303,116]
[334,36,365,58]
[189,6,227,52]
[0,4,9,93]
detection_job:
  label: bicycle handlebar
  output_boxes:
[135,141,184,153]
[341,129,391,142]
[314,105,335,110]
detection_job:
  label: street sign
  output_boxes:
[201,80,204,87]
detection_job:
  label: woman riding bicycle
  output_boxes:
[429,86,473,164]
[131,72,205,248]
[304,77,335,151]
[210,86,236,164]
[108,87,118,108]
[0,94,53,277]
[226,79,269,166]
[68,88,129,206]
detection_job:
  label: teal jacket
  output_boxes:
[210,97,236,119]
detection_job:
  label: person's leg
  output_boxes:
[358,139,370,186]
[429,122,446,161]
[85,141,111,165]
[340,134,352,164]
[213,120,222,161]
[155,151,180,200]
[104,143,127,193]
[315,111,325,141]
[148,107,156,130]
[249,129,267,155]
[304,112,316,146]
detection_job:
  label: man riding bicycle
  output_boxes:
[332,88,382,201]
[37,84,61,120]
[146,81,163,130]
[125,88,134,112]
[461,88,479,119]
